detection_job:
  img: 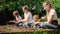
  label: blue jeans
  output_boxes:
[33,24,40,28]
[19,22,25,26]
[28,20,34,27]
[40,23,58,29]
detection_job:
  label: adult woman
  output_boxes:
[40,1,59,29]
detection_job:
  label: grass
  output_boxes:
[1,31,60,34]
[0,18,60,34]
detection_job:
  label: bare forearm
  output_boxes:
[47,16,53,23]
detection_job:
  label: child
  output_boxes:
[8,10,22,26]
[18,6,33,27]
[32,14,41,28]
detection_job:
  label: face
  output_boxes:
[33,15,39,22]
[13,14,17,17]
[43,3,50,11]
[13,12,18,17]
[22,7,27,13]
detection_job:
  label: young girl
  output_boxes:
[18,6,33,27]
[40,1,59,29]
[8,10,22,26]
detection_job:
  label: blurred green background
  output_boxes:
[0,0,60,25]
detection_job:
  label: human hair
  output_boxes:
[43,1,52,7]
[13,10,19,16]
[22,6,29,10]
[33,14,39,19]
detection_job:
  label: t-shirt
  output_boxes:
[24,11,33,23]
[47,9,57,20]
[16,15,21,21]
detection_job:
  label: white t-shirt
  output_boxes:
[47,9,57,20]
[24,11,33,23]
[16,15,21,21]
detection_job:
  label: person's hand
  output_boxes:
[33,23,37,26]
[34,22,40,25]
[8,20,14,22]
[15,20,22,24]
[41,17,45,19]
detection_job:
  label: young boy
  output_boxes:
[32,14,41,28]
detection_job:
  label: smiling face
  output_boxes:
[43,1,51,11]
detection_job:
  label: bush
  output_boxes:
[0,0,60,25]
